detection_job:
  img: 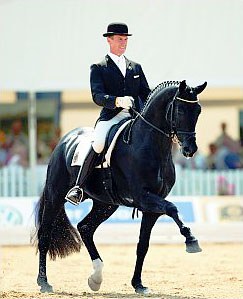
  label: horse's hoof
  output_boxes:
[37,276,54,293]
[135,284,150,294]
[40,283,54,293]
[186,240,202,253]
[88,275,102,291]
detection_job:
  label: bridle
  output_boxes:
[130,92,199,144]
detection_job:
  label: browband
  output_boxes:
[176,97,199,103]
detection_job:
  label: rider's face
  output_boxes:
[107,35,128,56]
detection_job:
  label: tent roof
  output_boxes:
[0,0,242,91]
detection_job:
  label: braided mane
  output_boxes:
[141,80,181,114]
[147,80,180,101]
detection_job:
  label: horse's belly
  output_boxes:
[84,170,135,207]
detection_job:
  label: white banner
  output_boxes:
[0,196,243,245]
[1,0,243,90]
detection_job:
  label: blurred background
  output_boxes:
[0,0,243,245]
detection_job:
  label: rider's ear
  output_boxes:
[194,82,207,95]
[179,80,187,93]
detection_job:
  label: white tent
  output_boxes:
[1,0,243,91]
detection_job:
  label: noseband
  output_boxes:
[131,92,199,144]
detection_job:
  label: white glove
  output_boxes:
[116,96,134,110]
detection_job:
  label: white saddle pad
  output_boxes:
[71,120,131,167]
[71,127,94,166]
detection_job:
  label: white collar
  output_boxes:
[108,52,126,76]
[108,52,125,64]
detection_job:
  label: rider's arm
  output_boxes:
[90,64,117,109]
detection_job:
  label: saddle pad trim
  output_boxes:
[105,119,132,166]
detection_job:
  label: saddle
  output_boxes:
[71,118,132,204]
[71,118,131,168]
[103,117,131,166]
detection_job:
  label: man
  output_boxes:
[65,22,151,205]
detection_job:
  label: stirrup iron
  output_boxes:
[65,185,83,206]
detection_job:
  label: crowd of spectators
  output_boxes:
[173,122,243,170]
[0,120,243,171]
[0,119,60,167]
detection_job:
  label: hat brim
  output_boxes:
[103,32,132,37]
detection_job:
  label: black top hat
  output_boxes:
[103,22,132,37]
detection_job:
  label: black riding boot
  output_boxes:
[65,147,98,205]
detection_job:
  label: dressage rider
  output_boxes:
[65,22,151,205]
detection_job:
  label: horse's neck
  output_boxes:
[137,91,174,163]
[134,118,173,164]
[143,90,172,128]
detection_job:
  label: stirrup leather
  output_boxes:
[65,186,83,206]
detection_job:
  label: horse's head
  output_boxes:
[169,80,207,158]
[138,80,207,158]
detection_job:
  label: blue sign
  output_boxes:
[65,200,195,225]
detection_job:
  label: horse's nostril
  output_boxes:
[184,147,189,153]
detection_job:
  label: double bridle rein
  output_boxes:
[130,93,199,143]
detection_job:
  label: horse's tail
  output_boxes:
[31,188,82,261]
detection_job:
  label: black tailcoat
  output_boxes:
[90,55,151,121]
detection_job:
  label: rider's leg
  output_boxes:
[65,111,130,205]
[65,145,98,205]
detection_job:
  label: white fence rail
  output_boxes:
[171,167,243,196]
[0,165,243,197]
[0,165,47,197]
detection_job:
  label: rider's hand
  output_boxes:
[115,96,134,110]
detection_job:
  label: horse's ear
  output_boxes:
[194,81,207,95]
[179,80,187,92]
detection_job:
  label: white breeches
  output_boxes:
[92,109,130,153]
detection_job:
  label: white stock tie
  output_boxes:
[117,57,126,77]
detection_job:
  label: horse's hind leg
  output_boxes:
[77,200,118,292]
[37,194,60,293]
[166,200,202,253]
[131,212,160,294]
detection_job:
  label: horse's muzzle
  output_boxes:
[180,135,198,158]
[182,142,198,158]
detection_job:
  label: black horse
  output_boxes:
[33,80,207,294]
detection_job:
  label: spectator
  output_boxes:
[37,138,51,164]
[206,143,220,169]
[213,122,242,169]
[217,175,236,195]
[49,126,61,152]
[0,129,7,167]
[215,122,241,153]
[224,151,242,169]
[5,119,29,167]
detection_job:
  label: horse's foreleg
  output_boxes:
[166,201,202,253]
[131,212,159,294]
[77,200,118,292]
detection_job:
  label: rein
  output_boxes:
[130,94,198,142]
[130,107,172,138]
